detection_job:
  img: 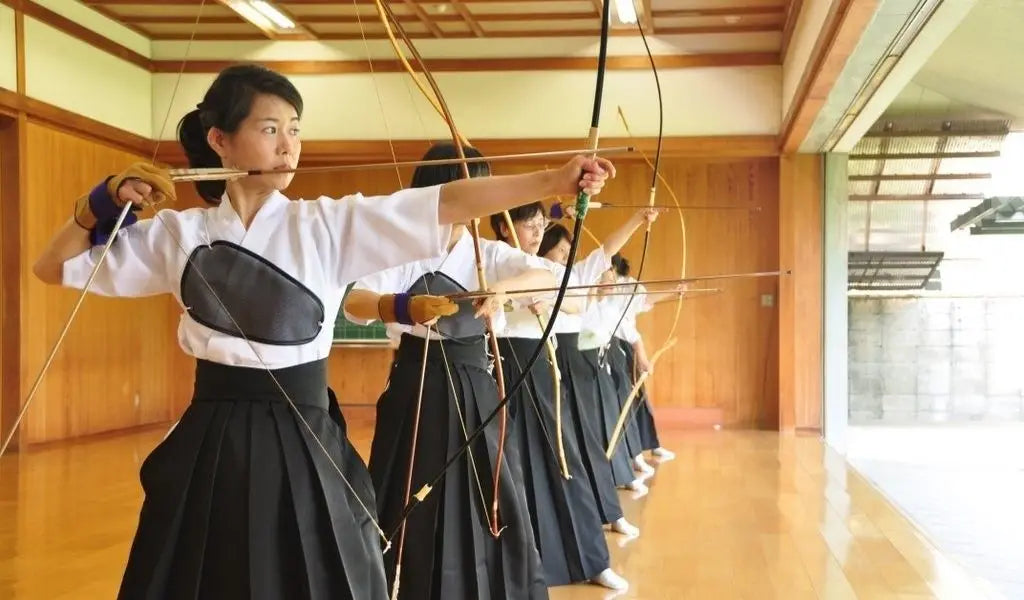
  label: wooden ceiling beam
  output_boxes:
[653,6,785,18]
[150,52,778,73]
[400,0,444,38]
[144,23,783,40]
[450,0,485,37]
[640,0,654,34]
[780,0,804,59]
[119,15,243,24]
[779,0,878,153]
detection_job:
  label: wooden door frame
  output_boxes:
[0,114,24,452]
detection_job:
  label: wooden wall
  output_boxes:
[779,154,823,431]
[8,127,782,445]
[566,160,781,428]
[18,122,179,444]
[274,156,781,428]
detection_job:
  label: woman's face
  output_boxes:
[511,212,548,255]
[209,93,301,193]
[597,268,616,296]
[543,237,572,266]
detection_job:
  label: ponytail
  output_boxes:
[176,108,225,203]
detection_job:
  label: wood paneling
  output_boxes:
[19,123,177,443]
[778,154,822,431]
[0,88,152,156]
[171,155,781,425]
[574,159,781,428]
[481,158,780,427]
[15,128,782,444]
[327,348,394,405]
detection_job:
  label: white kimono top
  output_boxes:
[502,246,612,339]
[345,233,557,343]
[606,277,650,345]
[61,188,452,369]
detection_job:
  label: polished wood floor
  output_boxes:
[0,411,1000,599]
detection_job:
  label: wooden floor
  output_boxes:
[0,412,1001,599]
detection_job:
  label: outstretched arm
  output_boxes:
[344,288,456,325]
[599,208,658,259]
[437,155,614,225]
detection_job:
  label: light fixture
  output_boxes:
[250,0,295,29]
[231,2,274,30]
[222,0,312,39]
[613,0,638,25]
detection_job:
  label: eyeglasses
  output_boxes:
[519,217,549,235]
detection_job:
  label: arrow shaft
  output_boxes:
[168,146,633,182]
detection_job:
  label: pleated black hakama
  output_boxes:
[552,333,625,524]
[368,334,547,600]
[498,337,612,586]
[119,359,387,600]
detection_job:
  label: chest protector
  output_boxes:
[180,241,324,346]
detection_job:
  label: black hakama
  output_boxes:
[498,337,612,586]
[368,334,547,600]
[553,333,624,525]
[578,347,639,485]
[615,339,661,450]
[118,358,387,600]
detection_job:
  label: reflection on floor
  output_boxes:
[0,411,1001,599]
[849,424,1024,600]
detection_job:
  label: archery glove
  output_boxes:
[378,293,458,326]
[74,162,176,230]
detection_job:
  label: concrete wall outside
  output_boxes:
[849,296,1024,424]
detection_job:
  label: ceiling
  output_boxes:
[885,0,1024,129]
[82,0,792,42]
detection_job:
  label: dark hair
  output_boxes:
[176,64,303,204]
[611,253,630,276]
[489,202,545,243]
[539,223,572,258]
[410,142,490,188]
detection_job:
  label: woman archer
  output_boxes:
[31,64,615,599]
[343,142,556,600]
[488,209,654,592]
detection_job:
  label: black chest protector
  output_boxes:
[180,241,325,346]
[407,271,485,341]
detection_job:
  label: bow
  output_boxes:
[601,106,689,449]
[384,0,613,532]
[599,15,665,370]
[366,0,511,541]
[365,0,571,490]
[605,338,676,457]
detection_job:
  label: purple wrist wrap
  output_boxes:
[393,293,414,325]
[87,176,138,246]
